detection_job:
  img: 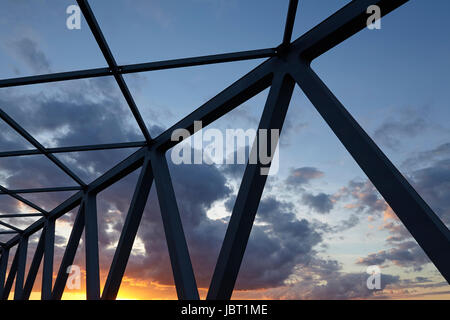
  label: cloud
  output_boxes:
[245,258,401,300]
[123,179,324,290]
[332,142,450,228]
[337,179,387,215]
[302,192,334,214]
[285,167,324,188]
[356,241,430,271]
[409,157,450,225]
[1,39,447,299]
[0,40,326,294]
[373,113,427,150]
[402,142,450,170]
[316,142,450,280]
[299,272,400,300]
[10,37,51,74]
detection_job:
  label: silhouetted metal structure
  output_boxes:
[0,0,448,300]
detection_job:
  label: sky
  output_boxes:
[0,0,449,300]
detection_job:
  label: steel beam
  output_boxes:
[0,30,276,253]
[122,49,276,73]
[0,67,110,88]
[290,61,450,283]
[22,230,45,300]
[0,49,275,89]
[152,61,276,151]
[0,221,23,233]
[207,72,295,300]
[0,185,48,215]
[88,147,146,195]
[292,0,409,62]
[52,204,85,300]
[102,155,154,300]
[0,187,81,194]
[0,214,44,218]
[0,0,441,301]
[0,247,9,296]
[13,236,28,300]
[4,147,146,250]
[1,247,18,300]
[84,193,100,300]
[282,0,299,47]
[0,141,146,159]
[0,109,85,187]
[76,0,152,144]
[41,218,55,299]
[150,151,199,300]
[0,231,19,235]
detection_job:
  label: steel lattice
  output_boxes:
[0,0,448,300]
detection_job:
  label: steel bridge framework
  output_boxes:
[0,0,449,300]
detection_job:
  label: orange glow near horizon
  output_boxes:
[15,283,450,300]
[8,272,450,300]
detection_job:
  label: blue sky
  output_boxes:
[0,0,449,299]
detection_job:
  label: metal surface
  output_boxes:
[102,155,154,300]
[0,0,448,301]
[84,193,100,300]
[208,72,295,299]
[22,230,45,300]
[150,150,199,300]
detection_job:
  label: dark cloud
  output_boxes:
[337,179,387,215]
[300,272,400,300]
[373,116,427,150]
[409,157,450,225]
[302,192,334,214]
[0,77,143,148]
[382,221,412,243]
[0,155,75,190]
[2,40,447,299]
[318,142,450,281]
[122,174,324,290]
[402,142,450,170]
[415,276,432,283]
[10,37,51,74]
[238,196,323,289]
[258,257,402,299]
[335,213,360,232]
[0,43,156,242]
[285,167,324,188]
[357,241,430,271]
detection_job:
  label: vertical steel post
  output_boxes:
[13,236,28,300]
[1,247,18,300]
[42,218,55,299]
[84,193,100,300]
[0,247,9,297]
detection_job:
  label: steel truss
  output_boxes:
[0,0,449,300]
